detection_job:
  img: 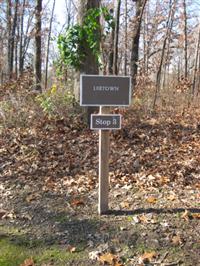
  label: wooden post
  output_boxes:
[98,106,109,214]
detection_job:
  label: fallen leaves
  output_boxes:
[171,235,184,246]
[89,251,124,266]
[0,209,7,219]
[26,193,41,202]
[146,196,157,204]
[131,214,157,224]
[120,201,131,209]
[138,251,157,264]
[20,258,35,266]
[66,245,76,253]
[70,198,85,207]
[191,213,200,219]
[99,253,117,264]
[181,210,200,221]
[0,209,16,220]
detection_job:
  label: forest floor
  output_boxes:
[1,93,200,265]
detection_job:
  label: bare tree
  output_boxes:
[113,0,121,75]
[183,0,188,78]
[192,26,200,96]
[6,0,12,77]
[44,0,56,90]
[152,0,176,109]
[130,0,147,88]
[124,0,128,75]
[35,0,42,91]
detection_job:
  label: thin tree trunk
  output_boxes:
[124,0,128,76]
[9,0,19,78]
[35,0,42,91]
[161,0,176,90]
[15,21,19,77]
[183,0,188,79]
[130,0,147,88]
[152,0,176,109]
[197,48,200,95]
[6,0,12,78]
[44,0,56,90]
[19,0,26,74]
[192,27,200,96]
[113,0,121,75]
[108,16,115,74]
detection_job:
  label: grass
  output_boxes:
[0,237,87,266]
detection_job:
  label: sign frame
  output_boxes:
[80,74,132,107]
[90,114,122,130]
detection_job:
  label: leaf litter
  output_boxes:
[0,107,200,265]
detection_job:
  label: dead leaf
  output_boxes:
[26,193,40,202]
[66,245,76,253]
[139,214,148,223]
[138,251,157,264]
[146,118,158,126]
[172,235,183,246]
[0,209,7,219]
[146,197,157,204]
[191,213,200,219]
[1,210,16,220]
[167,194,176,201]
[181,210,190,221]
[120,201,130,209]
[71,199,85,207]
[99,253,116,265]
[158,176,170,185]
[114,262,124,266]
[89,251,100,260]
[20,258,35,266]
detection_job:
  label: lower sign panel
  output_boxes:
[91,114,121,130]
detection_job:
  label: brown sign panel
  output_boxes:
[80,75,131,106]
[91,114,121,130]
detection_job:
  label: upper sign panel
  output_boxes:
[80,75,131,106]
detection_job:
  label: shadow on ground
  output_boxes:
[107,207,200,216]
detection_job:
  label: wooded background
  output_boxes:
[0,0,199,111]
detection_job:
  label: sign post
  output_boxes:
[98,106,109,214]
[80,74,131,215]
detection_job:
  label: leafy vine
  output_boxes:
[57,7,114,71]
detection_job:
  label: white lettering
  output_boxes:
[96,118,101,125]
[93,86,119,92]
[113,118,117,125]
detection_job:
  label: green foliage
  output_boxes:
[35,85,77,117]
[57,7,114,70]
[58,25,85,70]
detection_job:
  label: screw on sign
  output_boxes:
[80,74,131,214]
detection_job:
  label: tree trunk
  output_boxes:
[130,0,147,88]
[124,0,128,76]
[152,0,176,109]
[10,0,19,78]
[183,0,188,79]
[192,27,200,96]
[75,0,100,124]
[108,15,115,74]
[19,0,26,74]
[6,0,12,78]
[44,0,56,90]
[35,0,42,92]
[113,0,121,75]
